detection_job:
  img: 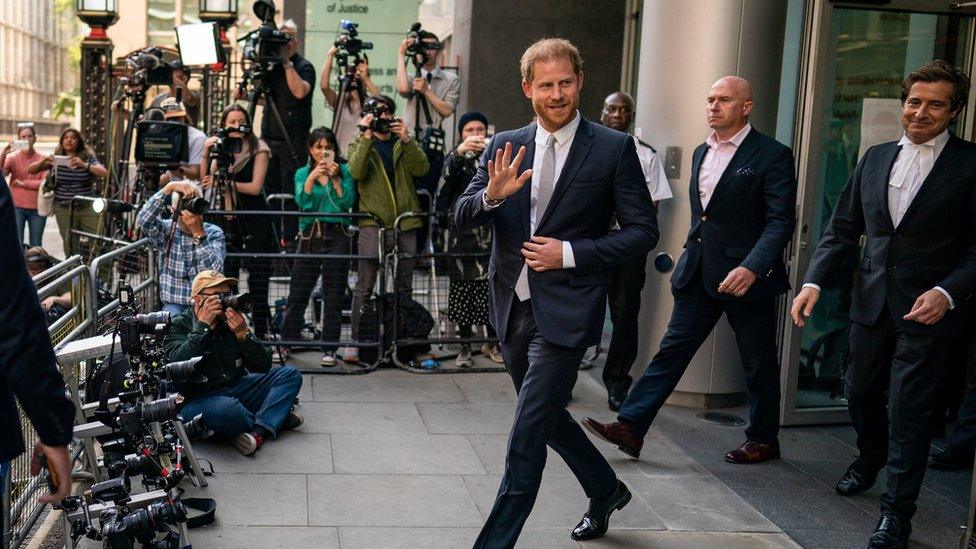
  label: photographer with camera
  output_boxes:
[345,94,428,362]
[164,269,302,456]
[149,60,201,126]
[396,26,458,254]
[277,127,356,366]
[29,128,108,255]
[157,98,207,185]
[136,181,225,316]
[321,45,378,154]
[257,20,315,198]
[200,104,275,338]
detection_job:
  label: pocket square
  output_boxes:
[735,167,756,176]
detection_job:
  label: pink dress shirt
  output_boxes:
[697,123,752,209]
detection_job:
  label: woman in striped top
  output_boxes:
[28,128,108,255]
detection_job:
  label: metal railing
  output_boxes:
[3,256,96,549]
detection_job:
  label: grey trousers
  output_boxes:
[350,226,417,341]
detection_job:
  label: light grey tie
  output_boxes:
[534,134,557,232]
[515,134,558,301]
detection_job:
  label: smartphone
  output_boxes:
[321,149,335,164]
[12,140,28,151]
[52,155,71,167]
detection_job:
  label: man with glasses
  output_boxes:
[164,270,303,456]
[598,91,672,411]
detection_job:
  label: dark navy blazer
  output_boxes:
[453,117,659,349]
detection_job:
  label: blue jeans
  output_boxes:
[15,207,46,247]
[162,302,187,317]
[178,366,302,439]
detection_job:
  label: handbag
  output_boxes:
[37,168,57,217]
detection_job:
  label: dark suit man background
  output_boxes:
[792,60,976,549]
[583,76,797,465]
[453,38,658,548]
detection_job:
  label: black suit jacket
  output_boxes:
[0,178,75,462]
[804,134,976,337]
[673,128,797,300]
[453,117,659,348]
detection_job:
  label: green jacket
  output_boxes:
[346,135,428,230]
[163,307,272,400]
[294,162,357,229]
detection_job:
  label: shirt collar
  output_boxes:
[706,123,752,150]
[421,66,441,80]
[536,111,581,147]
[898,129,949,149]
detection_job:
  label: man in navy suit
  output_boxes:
[792,60,976,548]
[583,76,797,465]
[454,38,658,548]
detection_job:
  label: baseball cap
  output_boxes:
[159,97,188,119]
[191,270,239,297]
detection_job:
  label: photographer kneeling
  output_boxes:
[345,95,428,362]
[164,270,302,456]
[136,181,225,317]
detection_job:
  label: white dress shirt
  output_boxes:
[633,129,674,203]
[698,123,752,209]
[483,112,581,300]
[803,130,954,308]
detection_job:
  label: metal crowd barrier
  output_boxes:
[88,238,158,335]
[393,211,503,374]
[3,256,96,549]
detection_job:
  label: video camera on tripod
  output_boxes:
[120,47,173,90]
[239,0,290,75]
[334,20,372,71]
[405,22,442,67]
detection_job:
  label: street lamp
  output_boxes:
[75,0,119,40]
[199,0,239,28]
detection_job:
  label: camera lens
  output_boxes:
[140,396,178,423]
[123,454,158,478]
[180,413,211,440]
[220,293,253,314]
[131,311,171,334]
[161,357,205,382]
[185,197,209,215]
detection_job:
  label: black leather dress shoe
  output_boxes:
[928,446,974,471]
[571,480,632,541]
[607,390,626,412]
[868,514,911,548]
[835,461,877,496]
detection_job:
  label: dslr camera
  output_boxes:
[170,191,209,218]
[359,96,397,134]
[240,0,290,67]
[122,47,173,89]
[209,125,252,172]
[219,292,253,314]
[334,20,373,69]
[405,22,442,64]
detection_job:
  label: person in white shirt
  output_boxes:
[598,91,672,411]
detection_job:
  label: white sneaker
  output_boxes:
[456,349,473,368]
[320,352,337,367]
[271,348,290,364]
[233,432,263,456]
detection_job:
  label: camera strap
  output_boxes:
[182,497,217,528]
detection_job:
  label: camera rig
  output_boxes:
[331,19,373,134]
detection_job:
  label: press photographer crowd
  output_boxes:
[3,1,976,548]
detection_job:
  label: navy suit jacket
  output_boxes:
[453,117,659,349]
[673,128,797,301]
[0,177,75,461]
[804,134,976,337]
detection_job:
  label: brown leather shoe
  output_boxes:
[724,440,780,464]
[581,418,643,459]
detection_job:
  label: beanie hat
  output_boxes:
[457,110,488,134]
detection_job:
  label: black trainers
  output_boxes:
[281,410,304,432]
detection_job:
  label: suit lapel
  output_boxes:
[874,143,900,231]
[689,144,707,213]
[513,124,536,240]
[897,135,964,227]
[535,118,594,232]
[705,129,761,211]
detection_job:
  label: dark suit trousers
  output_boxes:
[617,268,781,443]
[602,254,649,394]
[847,311,951,519]
[474,300,617,549]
